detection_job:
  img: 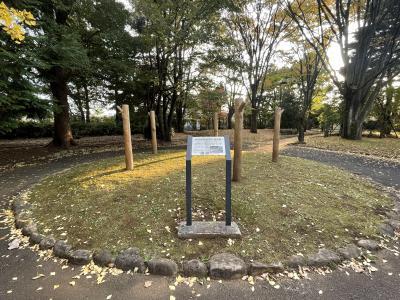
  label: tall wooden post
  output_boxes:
[272,107,284,162]
[119,104,133,170]
[233,99,245,182]
[150,110,158,154]
[214,112,219,136]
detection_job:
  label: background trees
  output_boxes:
[225,0,289,133]
[288,0,400,140]
[1,0,400,144]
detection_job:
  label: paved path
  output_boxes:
[1,147,400,299]
[282,146,400,191]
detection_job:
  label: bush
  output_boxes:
[0,121,53,139]
[280,128,298,135]
[0,119,144,139]
[71,120,122,138]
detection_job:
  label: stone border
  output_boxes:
[10,185,400,279]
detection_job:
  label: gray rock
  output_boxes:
[21,223,37,237]
[209,253,247,279]
[115,248,145,272]
[147,258,178,276]
[307,249,341,266]
[53,240,72,259]
[249,262,284,276]
[394,201,400,213]
[388,219,400,230]
[286,255,306,268]
[29,233,44,245]
[357,239,380,251]
[39,236,56,250]
[15,217,30,229]
[93,250,114,267]
[385,211,400,220]
[182,259,208,277]
[12,200,31,214]
[379,223,395,237]
[337,244,362,260]
[68,249,92,265]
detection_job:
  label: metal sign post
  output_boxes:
[179,136,241,239]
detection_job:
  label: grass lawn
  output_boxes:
[26,150,392,264]
[304,135,400,160]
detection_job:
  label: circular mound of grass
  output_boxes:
[27,150,391,263]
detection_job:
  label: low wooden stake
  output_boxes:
[272,107,284,162]
[119,104,133,170]
[214,112,219,137]
[233,99,245,182]
[150,110,158,154]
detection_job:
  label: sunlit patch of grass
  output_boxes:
[304,136,400,160]
[28,150,392,264]
[73,151,222,191]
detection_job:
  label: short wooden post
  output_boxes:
[149,110,158,154]
[233,99,245,182]
[214,112,219,136]
[272,107,284,162]
[118,104,133,170]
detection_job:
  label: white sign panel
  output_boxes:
[192,137,226,156]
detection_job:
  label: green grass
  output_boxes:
[304,136,400,160]
[27,150,392,264]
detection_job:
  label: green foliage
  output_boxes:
[0,31,50,133]
[195,85,227,128]
[318,103,341,135]
[0,118,129,139]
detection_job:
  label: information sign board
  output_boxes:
[191,137,226,156]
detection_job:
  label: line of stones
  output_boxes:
[11,198,400,280]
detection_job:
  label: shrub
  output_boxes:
[0,119,145,139]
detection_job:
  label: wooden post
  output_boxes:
[233,99,245,182]
[272,107,284,162]
[118,104,133,170]
[214,112,219,136]
[150,110,158,154]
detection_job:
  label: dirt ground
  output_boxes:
[0,129,294,171]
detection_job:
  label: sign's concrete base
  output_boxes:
[177,221,241,239]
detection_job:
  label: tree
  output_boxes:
[0,36,49,132]
[0,2,49,133]
[0,2,36,43]
[287,0,400,140]
[225,0,289,133]
[318,102,341,137]
[71,0,137,124]
[131,0,229,141]
[374,75,400,137]
[22,0,90,147]
[293,50,322,142]
[197,85,226,129]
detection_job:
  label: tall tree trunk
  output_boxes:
[175,105,184,133]
[50,66,75,147]
[114,88,122,125]
[83,82,90,123]
[250,109,258,133]
[341,88,364,140]
[161,92,170,141]
[250,84,258,133]
[227,106,234,129]
[156,93,165,140]
[73,91,85,122]
[298,116,305,143]
[380,78,394,138]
